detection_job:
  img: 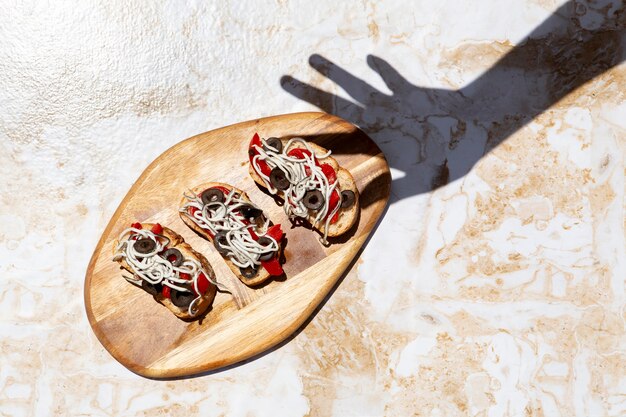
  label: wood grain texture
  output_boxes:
[84,112,391,378]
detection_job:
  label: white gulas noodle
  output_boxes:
[179,188,279,270]
[251,137,342,245]
[112,227,213,317]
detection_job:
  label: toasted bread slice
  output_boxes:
[248,137,359,239]
[113,223,217,320]
[179,182,284,287]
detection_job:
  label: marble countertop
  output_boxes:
[1,1,624,416]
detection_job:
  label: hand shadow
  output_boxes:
[281,0,624,202]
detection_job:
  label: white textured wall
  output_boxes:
[1,1,625,416]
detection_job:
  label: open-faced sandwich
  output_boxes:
[179,183,284,286]
[248,134,359,244]
[112,222,218,320]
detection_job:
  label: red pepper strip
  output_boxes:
[260,224,284,276]
[328,190,340,224]
[320,163,337,184]
[250,132,261,147]
[196,272,209,295]
[129,222,142,239]
[287,148,313,160]
[151,223,163,235]
[261,257,283,276]
[265,224,283,241]
[249,133,271,176]
[249,228,259,240]
[162,286,171,299]
[179,272,191,280]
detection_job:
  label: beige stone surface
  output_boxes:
[1,0,624,416]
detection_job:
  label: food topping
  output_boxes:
[340,190,356,208]
[249,136,345,244]
[201,188,225,205]
[239,205,263,220]
[213,231,230,255]
[257,236,275,261]
[141,279,162,296]
[260,257,282,276]
[163,248,183,267]
[240,265,258,279]
[134,238,156,254]
[162,285,171,299]
[113,224,213,317]
[264,137,283,153]
[269,167,290,190]
[249,134,271,176]
[170,288,195,308]
[303,190,324,210]
[196,273,210,295]
[180,187,283,276]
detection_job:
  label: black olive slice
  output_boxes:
[264,137,283,153]
[257,236,275,261]
[240,205,263,220]
[340,190,356,208]
[240,265,258,279]
[170,288,195,308]
[162,248,183,266]
[269,167,290,190]
[303,190,324,211]
[134,238,156,254]
[201,188,224,205]
[141,279,162,296]
[213,231,230,255]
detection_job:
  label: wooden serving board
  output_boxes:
[84,112,390,378]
